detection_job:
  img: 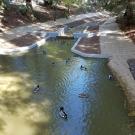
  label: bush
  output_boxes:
[18,5,27,16]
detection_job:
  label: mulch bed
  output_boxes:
[87,24,99,33]
[75,35,100,54]
[10,34,40,47]
[127,59,135,80]
[74,22,100,54]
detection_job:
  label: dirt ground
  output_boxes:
[0,3,84,31]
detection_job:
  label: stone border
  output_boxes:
[71,37,108,58]
[0,36,50,55]
[71,24,109,58]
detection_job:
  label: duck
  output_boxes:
[65,60,68,64]
[80,65,87,70]
[108,74,113,80]
[42,50,46,55]
[33,85,40,93]
[78,93,89,98]
[65,58,70,64]
[67,58,70,61]
[59,107,67,119]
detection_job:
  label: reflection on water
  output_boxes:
[0,39,134,135]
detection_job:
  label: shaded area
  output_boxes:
[87,24,99,33]
[65,20,85,28]
[127,59,135,79]
[117,17,135,44]
[1,5,31,29]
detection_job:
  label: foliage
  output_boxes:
[2,0,10,10]
[96,0,128,12]
[18,4,28,16]
[0,0,2,6]
[96,0,135,25]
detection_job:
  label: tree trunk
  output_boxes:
[124,0,135,25]
[53,5,56,21]
[67,4,70,15]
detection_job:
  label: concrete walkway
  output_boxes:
[100,17,135,116]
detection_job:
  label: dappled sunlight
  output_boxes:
[79,44,86,48]
[0,37,8,43]
[0,114,35,135]
[0,91,52,133]
[0,70,52,135]
[0,72,32,95]
[21,102,51,123]
[99,30,122,36]
[100,30,134,43]
[47,54,64,61]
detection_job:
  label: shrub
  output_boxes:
[18,5,27,16]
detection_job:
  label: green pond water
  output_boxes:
[0,38,134,135]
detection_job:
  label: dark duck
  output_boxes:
[59,107,67,119]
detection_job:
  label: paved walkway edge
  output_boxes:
[100,17,135,116]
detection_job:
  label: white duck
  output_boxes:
[33,85,40,93]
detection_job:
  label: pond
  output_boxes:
[0,38,134,135]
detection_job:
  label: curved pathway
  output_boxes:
[100,17,135,116]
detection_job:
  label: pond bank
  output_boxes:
[100,17,135,116]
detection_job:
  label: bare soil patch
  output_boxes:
[9,34,40,48]
[75,36,100,54]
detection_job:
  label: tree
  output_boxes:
[124,0,135,25]
[63,0,75,16]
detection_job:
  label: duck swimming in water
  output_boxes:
[42,50,46,55]
[108,74,114,80]
[59,107,67,119]
[33,85,40,93]
[78,93,89,98]
[80,65,87,70]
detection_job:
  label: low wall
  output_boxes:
[99,17,135,116]
[108,59,135,116]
